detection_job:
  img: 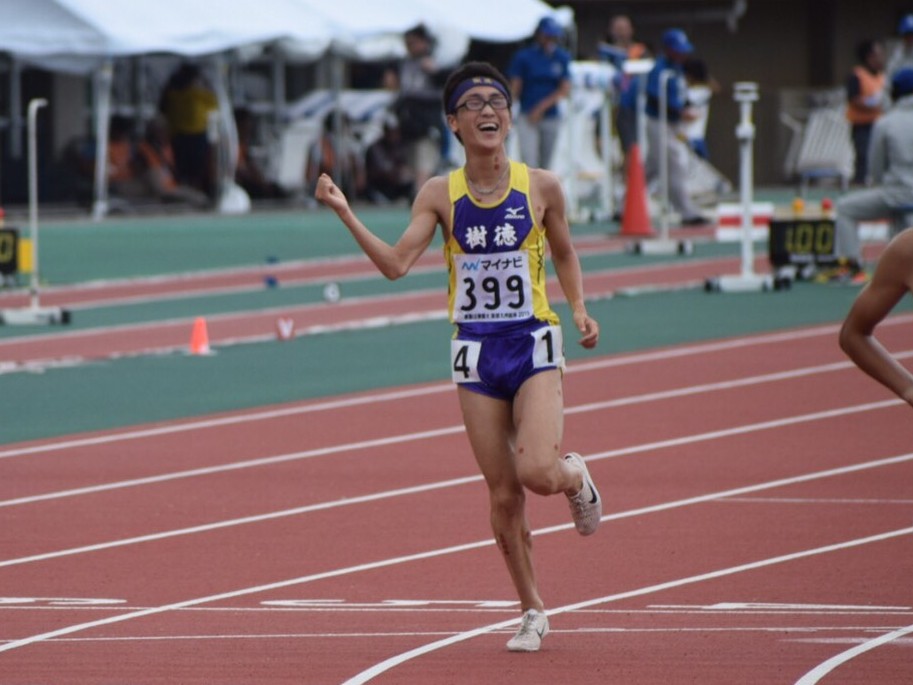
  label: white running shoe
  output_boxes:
[565,452,602,536]
[506,609,549,652]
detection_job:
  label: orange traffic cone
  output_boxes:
[189,317,211,355]
[621,143,654,236]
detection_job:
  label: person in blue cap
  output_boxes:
[827,67,913,283]
[887,14,913,80]
[643,28,709,226]
[507,17,572,169]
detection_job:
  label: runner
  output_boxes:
[315,61,602,652]
[839,226,913,407]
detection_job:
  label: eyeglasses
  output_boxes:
[455,95,510,112]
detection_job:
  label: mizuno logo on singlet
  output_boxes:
[505,207,526,220]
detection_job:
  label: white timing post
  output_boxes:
[705,81,773,292]
[28,98,45,311]
[633,69,692,256]
[0,98,71,325]
[623,58,653,161]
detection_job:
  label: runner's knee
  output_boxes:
[489,484,525,521]
[516,459,563,496]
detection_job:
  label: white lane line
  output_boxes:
[2,325,907,466]
[794,623,913,684]
[7,626,910,645]
[0,245,706,311]
[0,350,900,508]
[3,604,911,618]
[1,474,910,658]
[2,313,905,457]
[0,424,461,509]
[7,310,910,457]
[0,303,452,376]
[340,526,913,684]
[0,285,443,352]
[0,385,452,460]
[718,497,913,505]
[2,441,910,576]
[0,320,858,457]
[0,474,479,568]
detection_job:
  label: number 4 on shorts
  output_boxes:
[451,339,482,383]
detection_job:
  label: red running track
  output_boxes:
[1,312,912,683]
[0,242,746,367]
[1,237,889,368]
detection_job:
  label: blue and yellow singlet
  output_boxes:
[445,160,559,337]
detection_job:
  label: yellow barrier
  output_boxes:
[17,237,33,273]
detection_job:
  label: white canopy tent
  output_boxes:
[0,0,569,216]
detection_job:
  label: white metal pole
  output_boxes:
[565,87,578,219]
[10,59,22,160]
[91,60,114,221]
[658,69,673,241]
[734,82,759,279]
[635,72,647,157]
[599,91,613,219]
[27,98,47,310]
[704,80,770,292]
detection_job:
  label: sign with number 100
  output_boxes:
[768,218,837,267]
[783,221,834,255]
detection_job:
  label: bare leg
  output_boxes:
[457,371,582,611]
[512,370,582,497]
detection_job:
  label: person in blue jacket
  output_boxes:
[644,28,709,226]
[507,17,572,169]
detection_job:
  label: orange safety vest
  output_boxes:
[627,43,648,60]
[846,66,885,125]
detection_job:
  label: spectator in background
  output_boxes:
[682,57,719,161]
[598,14,650,156]
[158,62,218,197]
[106,115,143,201]
[644,28,708,226]
[135,115,210,208]
[234,108,286,200]
[508,16,571,169]
[887,14,913,80]
[839,226,913,408]
[828,68,913,283]
[845,39,886,185]
[365,113,415,204]
[598,14,649,68]
[305,111,365,201]
[384,24,445,188]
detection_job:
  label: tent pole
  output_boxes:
[91,59,114,221]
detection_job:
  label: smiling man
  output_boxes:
[315,61,602,652]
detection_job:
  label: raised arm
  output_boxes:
[839,228,913,406]
[315,173,442,280]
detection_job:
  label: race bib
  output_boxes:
[452,250,533,323]
[450,339,482,383]
[531,325,564,369]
